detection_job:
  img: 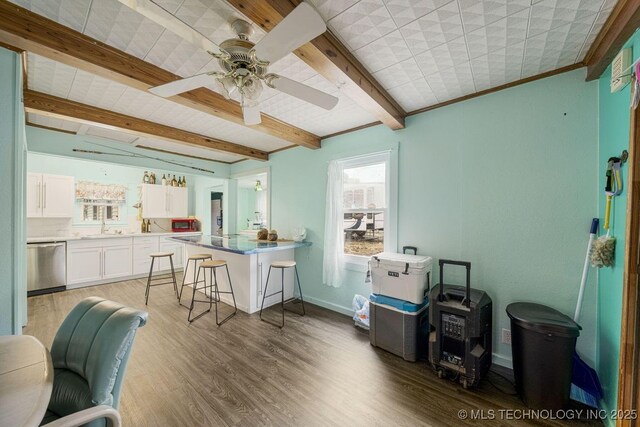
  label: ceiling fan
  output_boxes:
[118,0,339,126]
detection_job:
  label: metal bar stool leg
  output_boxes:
[259,266,273,322]
[280,268,285,327]
[169,255,178,299]
[294,266,306,316]
[212,265,237,326]
[145,257,155,305]
[178,258,192,302]
[188,266,211,323]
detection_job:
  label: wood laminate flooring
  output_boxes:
[24,278,601,427]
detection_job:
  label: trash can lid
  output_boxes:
[506,302,581,337]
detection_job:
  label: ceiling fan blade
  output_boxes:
[117,0,222,54]
[243,104,262,125]
[253,3,326,64]
[149,73,213,97]
[270,76,339,110]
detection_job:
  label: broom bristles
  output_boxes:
[590,235,615,267]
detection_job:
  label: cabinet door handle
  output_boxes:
[37,182,41,209]
[43,183,47,209]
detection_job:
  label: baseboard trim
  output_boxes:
[304,296,353,317]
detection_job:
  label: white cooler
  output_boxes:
[371,252,433,304]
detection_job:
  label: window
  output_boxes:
[81,203,120,222]
[340,151,396,264]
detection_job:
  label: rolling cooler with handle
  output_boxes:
[429,259,492,388]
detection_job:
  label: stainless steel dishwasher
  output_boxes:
[27,241,67,296]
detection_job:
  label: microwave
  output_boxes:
[171,218,197,232]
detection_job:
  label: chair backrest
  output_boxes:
[50,297,148,408]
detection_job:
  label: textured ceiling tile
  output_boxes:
[578,6,614,61]
[11,0,91,32]
[152,0,184,15]
[465,8,529,59]
[372,58,424,90]
[387,78,438,111]
[85,126,139,143]
[328,0,397,51]
[144,31,217,78]
[111,88,166,119]
[84,0,166,59]
[399,1,464,56]
[305,0,360,21]
[528,0,602,38]
[383,0,454,28]
[458,0,530,33]
[28,113,82,133]
[414,36,469,76]
[67,70,129,110]
[471,41,524,91]
[267,54,318,82]
[27,54,76,98]
[174,0,264,46]
[353,30,413,73]
[522,14,594,78]
[425,61,475,102]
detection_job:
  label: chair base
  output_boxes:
[259,265,306,329]
[187,263,237,326]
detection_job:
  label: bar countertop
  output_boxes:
[168,234,312,255]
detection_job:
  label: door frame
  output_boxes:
[617,100,640,426]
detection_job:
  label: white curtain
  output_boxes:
[323,160,344,288]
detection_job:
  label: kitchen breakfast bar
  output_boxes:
[169,235,312,314]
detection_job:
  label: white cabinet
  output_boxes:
[133,236,160,275]
[158,238,184,271]
[103,245,133,280]
[67,238,133,285]
[67,245,103,285]
[141,184,188,218]
[27,173,74,218]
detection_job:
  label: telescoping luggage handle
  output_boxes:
[438,259,471,308]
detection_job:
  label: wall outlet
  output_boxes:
[502,328,512,345]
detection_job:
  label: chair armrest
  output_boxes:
[41,405,121,427]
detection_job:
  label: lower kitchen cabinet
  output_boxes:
[103,245,133,280]
[67,246,103,285]
[66,233,198,288]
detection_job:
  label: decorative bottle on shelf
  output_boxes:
[171,175,178,187]
[149,172,156,184]
[161,174,167,186]
[177,176,183,187]
[145,219,151,233]
[143,171,150,183]
[181,176,187,187]
[141,219,146,233]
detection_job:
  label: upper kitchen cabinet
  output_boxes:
[27,173,74,218]
[141,184,188,218]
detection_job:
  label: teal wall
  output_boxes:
[28,143,225,235]
[0,48,27,334]
[596,30,640,414]
[233,69,599,367]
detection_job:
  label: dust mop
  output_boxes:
[590,157,622,268]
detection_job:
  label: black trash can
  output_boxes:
[506,302,581,410]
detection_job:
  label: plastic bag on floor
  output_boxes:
[353,294,370,330]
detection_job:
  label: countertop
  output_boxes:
[27,231,202,244]
[169,234,312,255]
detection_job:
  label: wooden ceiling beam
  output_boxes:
[584,0,640,81]
[0,0,320,149]
[24,90,268,161]
[227,0,406,130]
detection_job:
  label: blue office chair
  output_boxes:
[40,297,148,427]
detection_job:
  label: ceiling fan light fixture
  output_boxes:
[241,76,263,101]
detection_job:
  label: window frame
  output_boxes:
[338,150,398,270]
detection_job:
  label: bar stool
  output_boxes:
[189,259,238,325]
[259,261,306,328]
[178,253,213,307]
[145,252,178,305]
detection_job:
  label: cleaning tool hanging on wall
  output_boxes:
[591,157,623,267]
[570,218,604,408]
